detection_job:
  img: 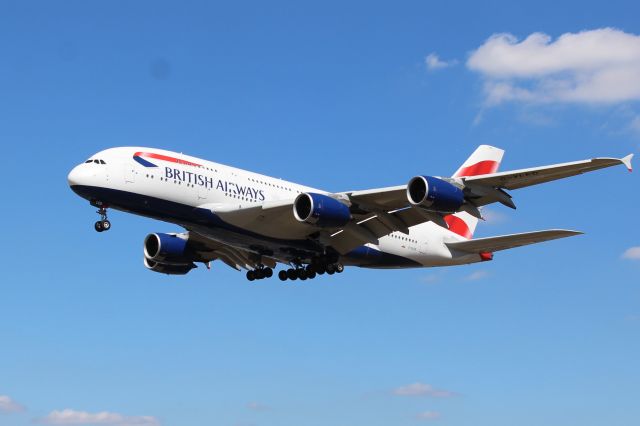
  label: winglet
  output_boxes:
[621,153,634,172]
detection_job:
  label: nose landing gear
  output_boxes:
[93,203,111,232]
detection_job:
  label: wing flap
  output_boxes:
[446,229,582,253]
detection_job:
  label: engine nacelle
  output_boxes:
[407,175,465,212]
[144,233,193,263]
[144,257,196,275]
[293,192,351,228]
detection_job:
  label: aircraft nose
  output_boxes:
[67,164,90,187]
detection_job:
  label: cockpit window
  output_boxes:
[93,159,100,164]
[85,160,92,163]
[100,160,106,164]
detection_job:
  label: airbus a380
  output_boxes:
[67,145,633,281]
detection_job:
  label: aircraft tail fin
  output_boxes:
[444,145,505,239]
[452,145,505,178]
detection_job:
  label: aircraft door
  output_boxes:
[123,162,136,183]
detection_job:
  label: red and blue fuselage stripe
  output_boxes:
[133,152,202,168]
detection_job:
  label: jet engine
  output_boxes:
[293,192,351,228]
[143,233,199,275]
[407,175,465,213]
[144,257,196,275]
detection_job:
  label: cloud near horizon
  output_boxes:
[416,410,441,421]
[622,246,640,260]
[38,409,159,426]
[393,382,456,398]
[0,395,26,413]
[467,28,640,106]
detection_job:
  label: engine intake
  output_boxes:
[144,233,193,263]
[407,175,465,212]
[293,192,351,228]
[144,257,196,275]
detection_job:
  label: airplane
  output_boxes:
[67,145,633,281]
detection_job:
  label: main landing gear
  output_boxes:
[93,203,111,232]
[246,267,273,281]
[277,262,344,282]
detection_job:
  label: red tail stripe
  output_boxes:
[454,160,499,177]
[134,151,202,167]
[444,215,472,239]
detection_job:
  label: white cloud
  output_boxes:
[622,246,640,260]
[425,53,456,70]
[246,402,270,412]
[393,383,455,398]
[39,409,159,426]
[467,28,640,105]
[481,207,508,224]
[0,395,25,413]
[416,411,441,421]
[464,270,489,281]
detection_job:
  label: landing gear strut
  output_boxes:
[93,203,111,232]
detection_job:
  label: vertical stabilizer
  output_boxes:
[452,145,505,178]
[446,145,505,239]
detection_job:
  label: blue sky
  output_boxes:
[1,1,639,425]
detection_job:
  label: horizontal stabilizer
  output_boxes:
[446,229,582,253]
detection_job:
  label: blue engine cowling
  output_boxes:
[144,257,196,275]
[144,233,194,264]
[293,192,351,228]
[407,175,465,212]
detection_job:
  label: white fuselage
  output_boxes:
[68,147,483,269]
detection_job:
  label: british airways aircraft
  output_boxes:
[67,146,633,281]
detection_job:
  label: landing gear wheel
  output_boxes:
[326,264,336,275]
[298,269,308,280]
[94,221,104,232]
[307,271,316,279]
[335,263,344,273]
[246,270,256,281]
[278,270,288,281]
[255,269,265,279]
[101,220,111,231]
[286,269,297,280]
[264,267,273,278]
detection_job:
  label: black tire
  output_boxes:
[287,268,297,280]
[336,263,344,273]
[94,221,104,232]
[305,265,315,274]
[264,267,273,278]
[101,220,111,231]
[255,269,264,279]
[278,270,288,281]
[246,270,256,281]
[296,269,307,280]
[326,264,336,274]
[307,271,316,279]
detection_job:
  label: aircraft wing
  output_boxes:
[446,229,582,253]
[463,154,633,207]
[198,193,449,255]
[182,229,283,271]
